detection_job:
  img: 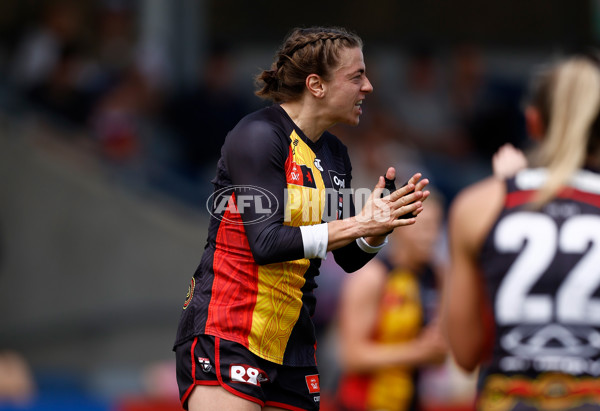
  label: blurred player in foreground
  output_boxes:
[445,53,600,410]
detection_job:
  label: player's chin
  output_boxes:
[344,115,361,127]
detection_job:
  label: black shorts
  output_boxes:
[175,335,321,410]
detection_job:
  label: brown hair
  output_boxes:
[528,56,600,206]
[255,26,363,103]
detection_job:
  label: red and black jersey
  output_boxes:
[477,168,600,409]
[174,105,376,366]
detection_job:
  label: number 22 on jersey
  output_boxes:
[494,212,600,325]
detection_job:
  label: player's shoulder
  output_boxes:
[449,176,506,247]
[234,105,284,132]
[452,176,505,216]
[226,105,289,146]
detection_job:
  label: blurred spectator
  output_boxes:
[8,1,105,127]
[27,43,97,126]
[90,67,147,165]
[10,0,84,92]
[385,45,479,203]
[448,44,527,161]
[390,45,468,157]
[164,40,252,186]
[0,350,36,405]
[448,44,486,128]
[93,0,137,83]
[334,193,448,411]
[89,62,173,200]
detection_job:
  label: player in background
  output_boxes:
[444,53,600,410]
[335,192,447,411]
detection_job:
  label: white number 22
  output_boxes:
[495,212,600,325]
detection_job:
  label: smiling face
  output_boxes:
[322,47,373,126]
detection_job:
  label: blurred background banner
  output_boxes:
[0,0,599,410]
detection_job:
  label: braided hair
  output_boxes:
[255,27,363,103]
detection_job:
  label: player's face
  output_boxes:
[323,47,373,126]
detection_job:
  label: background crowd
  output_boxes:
[0,0,598,410]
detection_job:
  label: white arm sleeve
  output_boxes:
[356,236,388,253]
[299,223,329,259]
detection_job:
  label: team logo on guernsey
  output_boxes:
[287,162,317,189]
[305,374,320,393]
[198,357,212,372]
[182,277,195,309]
[300,165,317,188]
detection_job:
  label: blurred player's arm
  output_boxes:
[338,259,446,373]
[443,177,504,372]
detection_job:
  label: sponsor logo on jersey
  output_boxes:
[230,364,269,386]
[314,158,323,172]
[183,277,195,309]
[206,185,279,225]
[328,171,346,191]
[198,357,212,372]
[328,171,347,219]
[499,323,600,375]
[305,374,320,393]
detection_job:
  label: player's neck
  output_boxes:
[280,101,328,143]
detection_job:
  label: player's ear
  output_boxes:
[525,105,545,141]
[306,74,325,99]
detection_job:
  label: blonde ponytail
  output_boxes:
[532,57,600,206]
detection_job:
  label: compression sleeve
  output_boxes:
[223,119,306,265]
